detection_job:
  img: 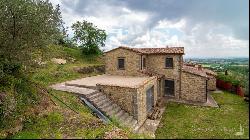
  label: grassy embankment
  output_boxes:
[1,45,148,139]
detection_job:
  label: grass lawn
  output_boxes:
[155,91,249,139]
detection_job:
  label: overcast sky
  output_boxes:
[51,0,249,58]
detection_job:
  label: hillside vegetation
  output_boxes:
[1,45,148,139]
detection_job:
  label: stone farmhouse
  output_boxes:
[103,46,217,126]
[52,46,217,131]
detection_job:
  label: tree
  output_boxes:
[71,20,107,55]
[0,0,63,63]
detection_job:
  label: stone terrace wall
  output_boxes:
[96,84,137,117]
[104,48,144,76]
[207,76,216,91]
[181,72,207,103]
[74,65,105,74]
[136,76,158,125]
[96,76,158,125]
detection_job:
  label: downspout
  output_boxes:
[179,55,182,100]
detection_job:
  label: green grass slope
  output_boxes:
[155,91,249,139]
[1,45,148,139]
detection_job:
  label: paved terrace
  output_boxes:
[64,74,154,89]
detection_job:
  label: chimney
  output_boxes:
[198,64,202,71]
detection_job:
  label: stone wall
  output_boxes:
[181,71,207,103]
[104,48,144,76]
[207,76,216,91]
[96,84,137,116]
[74,65,105,74]
[96,76,158,126]
[146,54,182,99]
[136,76,158,125]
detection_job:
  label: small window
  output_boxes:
[165,58,173,68]
[118,58,125,70]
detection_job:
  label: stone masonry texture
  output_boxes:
[104,47,211,124]
[181,71,207,103]
[97,76,158,126]
[104,48,144,76]
[146,54,183,99]
[207,77,216,91]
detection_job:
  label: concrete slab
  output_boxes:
[50,83,97,96]
[213,89,224,94]
[205,93,219,107]
[65,74,151,88]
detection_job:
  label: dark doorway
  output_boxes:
[146,86,154,113]
[157,79,161,98]
[164,80,174,96]
[206,80,208,102]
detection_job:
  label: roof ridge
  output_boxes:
[119,46,184,49]
[105,46,184,54]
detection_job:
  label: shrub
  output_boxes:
[216,73,242,87]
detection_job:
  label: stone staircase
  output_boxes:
[51,83,140,131]
[84,91,139,131]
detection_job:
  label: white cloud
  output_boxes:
[50,0,249,58]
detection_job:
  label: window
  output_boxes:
[165,58,173,68]
[118,58,125,69]
[143,57,146,68]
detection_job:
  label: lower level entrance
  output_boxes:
[164,80,174,96]
[146,86,154,113]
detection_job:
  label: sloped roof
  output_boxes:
[105,46,184,54]
[203,68,217,76]
[182,64,217,79]
[132,47,184,54]
[182,65,209,78]
[138,69,165,79]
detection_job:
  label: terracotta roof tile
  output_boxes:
[182,65,209,78]
[132,47,184,54]
[182,64,217,79]
[106,46,184,54]
[138,69,165,79]
[203,68,217,76]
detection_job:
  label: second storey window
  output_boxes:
[118,58,125,70]
[165,58,173,68]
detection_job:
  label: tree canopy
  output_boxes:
[71,20,107,55]
[0,0,64,63]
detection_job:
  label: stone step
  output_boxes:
[130,119,138,129]
[95,98,110,107]
[124,115,133,124]
[87,92,103,99]
[99,101,112,110]
[119,112,130,124]
[90,94,106,102]
[84,90,99,97]
[115,110,125,119]
[102,104,116,113]
[107,105,121,117]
